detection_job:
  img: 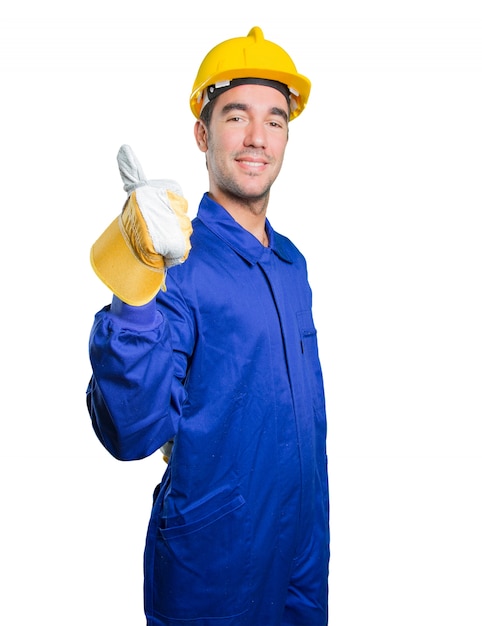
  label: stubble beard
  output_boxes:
[219,175,272,215]
[213,152,276,215]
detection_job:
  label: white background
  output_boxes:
[1,1,481,624]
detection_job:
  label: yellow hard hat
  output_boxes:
[190,26,311,121]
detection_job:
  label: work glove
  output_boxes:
[161,439,174,463]
[91,145,192,306]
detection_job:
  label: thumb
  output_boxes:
[117,144,147,193]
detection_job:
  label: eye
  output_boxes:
[268,119,287,131]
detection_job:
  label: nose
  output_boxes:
[243,120,267,149]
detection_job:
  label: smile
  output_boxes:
[236,159,267,169]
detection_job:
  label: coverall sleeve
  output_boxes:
[86,294,190,461]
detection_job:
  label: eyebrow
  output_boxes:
[220,102,289,123]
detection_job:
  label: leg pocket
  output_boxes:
[150,491,251,622]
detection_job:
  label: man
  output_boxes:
[87,26,329,625]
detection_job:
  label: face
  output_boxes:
[194,84,289,211]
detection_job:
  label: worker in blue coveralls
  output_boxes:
[87,26,329,626]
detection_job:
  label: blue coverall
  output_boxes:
[87,193,330,625]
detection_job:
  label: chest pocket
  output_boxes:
[297,309,317,353]
[297,309,326,412]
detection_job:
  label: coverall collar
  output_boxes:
[197,193,295,265]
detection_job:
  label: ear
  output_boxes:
[194,120,208,153]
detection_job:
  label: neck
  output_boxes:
[209,192,270,246]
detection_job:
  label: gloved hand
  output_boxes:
[91,145,192,305]
[161,439,174,463]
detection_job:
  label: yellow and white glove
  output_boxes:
[91,145,192,306]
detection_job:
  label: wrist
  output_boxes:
[110,295,160,329]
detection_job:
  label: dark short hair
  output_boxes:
[199,100,214,127]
